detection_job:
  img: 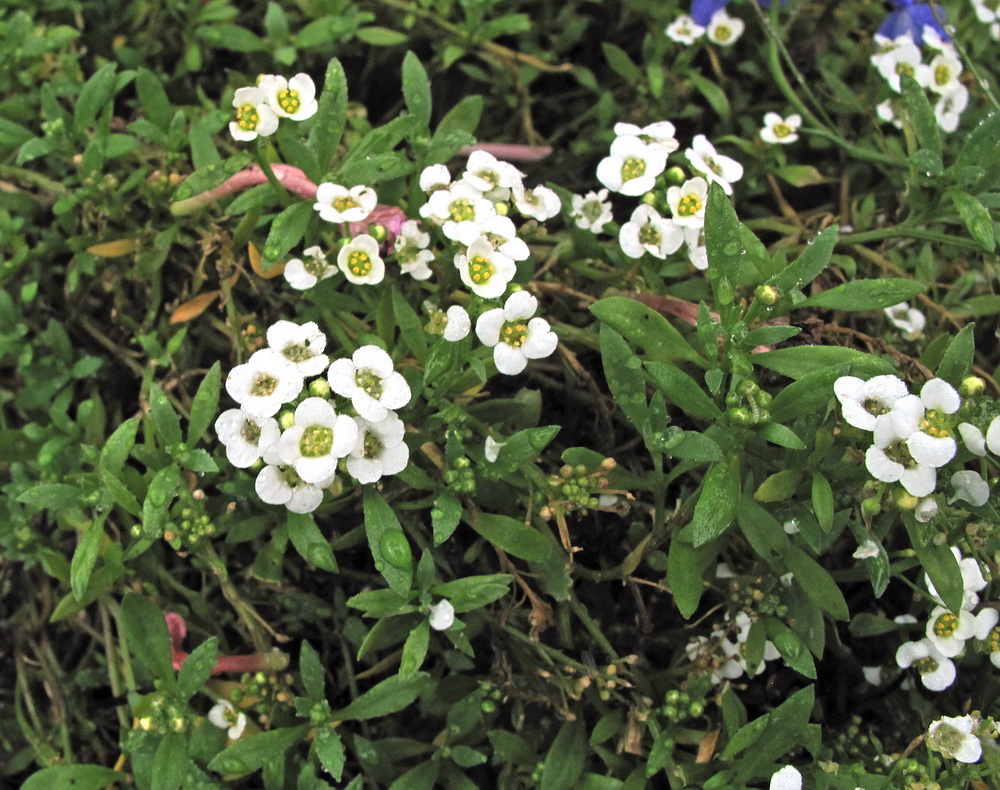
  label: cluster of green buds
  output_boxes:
[563,660,631,702]
[478,680,504,714]
[892,757,941,789]
[539,458,618,519]
[661,688,705,722]
[164,506,217,550]
[725,575,788,618]
[136,691,190,735]
[725,379,772,426]
[444,456,476,495]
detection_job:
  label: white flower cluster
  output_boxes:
[835,374,999,504]
[216,320,412,512]
[871,31,967,132]
[229,73,318,141]
[665,11,745,46]
[685,610,780,684]
[972,0,1000,39]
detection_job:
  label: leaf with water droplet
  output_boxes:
[364,487,412,594]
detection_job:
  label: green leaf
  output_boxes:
[187,362,221,446]
[392,286,428,362]
[74,63,118,135]
[773,165,829,187]
[849,612,902,637]
[336,115,419,183]
[142,465,181,538]
[196,23,268,52]
[935,322,975,386]
[309,58,348,172]
[909,533,963,614]
[754,469,801,502]
[432,490,463,546]
[768,366,843,422]
[388,760,439,790]
[263,202,316,270]
[736,497,790,566]
[470,513,552,562]
[21,766,123,790]
[488,729,538,766]
[681,454,740,547]
[769,225,837,294]
[426,95,481,163]
[664,431,723,462]
[742,325,801,347]
[801,278,926,310]
[667,538,714,618]
[399,620,430,679]
[402,52,432,130]
[688,72,731,122]
[136,68,173,130]
[731,685,815,784]
[100,469,142,517]
[765,618,817,679]
[645,361,721,421]
[600,325,648,431]
[491,425,561,475]
[811,473,834,531]
[785,544,849,620]
[208,724,310,774]
[315,727,345,781]
[704,181,742,287]
[541,719,586,790]
[908,149,943,177]
[950,191,996,252]
[431,574,512,612]
[152,731,188,790]
[957,111,1000,168]
[900,74,941,154]
[177,637,218,701]
[720,713,769,759]
[332,673,428,720]
[71,516,105,600]
[17,484,82,511]
[757,423,806,450]
[752,346,894,379]
[171,153,252,202]
[356,25,408,45]
[300,641,326,702]
[287,512,337,572]
[149,384,183,447]
[121,592,176,690]
[591,297,704,366]
[601,42,643,82]
[364,487,413,595]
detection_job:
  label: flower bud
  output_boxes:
[756,284,780,306]
[665,166,687,185]
[309,378,331,398]
[279,410,295,430]
[894,490,919,510]
[861,496,882,516]
[960,376,985,397]
[369,224,388,243]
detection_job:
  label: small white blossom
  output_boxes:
[926,604,977,657]
[935,84,969,132]
[512,183,561,221]
[706,9,745,45]
[225,349,304,419]
[570,190,614,234]
[314,183,378,224]
[769,765,802,790]
[872,36,931,92]
[429,599,456,630]
[685,135,743,196]
[266,320,329,377]
[853,540,880,560]
[987,415,1000,454]
[619,204,684,259]
[596,135,669,196]
[684,226,708,270]
[453,215,530,261]
[419,164,452,193]
[277,397,359,484]
[915,497,939,522]
[666,176,710,228]
[394,220,435,280]
[876,99,903,129]
[443,305,471,341]
[665,14,706,44]
[959,423,987,456]
[455,237,517,299]
[895,638,956,691]
[229,86,279,141]
[475,291,558,376]
[328,345,412,423]
[884,302,926,339]
[347,413,409,484]
[338,234,385,285]
[927,53,963,94]
[974,608,1000,669]
[208,700,248,740]
[420,182,496,239]
[760,113,802,145]
[834,374,908,431]
[484,436,505,462]
[927,715,983,763]
[215,409,280,468]
[284,246,335,290]
[613,121,680,154]
[461,150,523,192]
[950,470,990,507]
[258,73,318,121]
[255,463,331,514]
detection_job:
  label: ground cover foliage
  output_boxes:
[4,0,1000,787]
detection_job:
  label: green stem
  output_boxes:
[838,225,983,250]
[567,596,618,660]
[255,148,291,206]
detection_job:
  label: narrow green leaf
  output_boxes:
[909,534,963,614]
[765,618,817,678]
[142,465,181,538]
[645,361,721,421]
[488,729,538,766]
[287,512,337,572]
[121,592,176,690]
[431,574,512,612]
[315,727,345,781]
[432,490,462,546]
[425,94,481,163]
[136,68,172,130]
[263,202,316,270]
[731,685,815,784]
[392,286,428,362]
[801,279,926,310]
[600,325,648,431]
[757,423,806,449]
[688,72,731,121]
[951,191,996,251]
[332,673,428,720]
[17,484,82,511]
[491,425,561,475]
[300,641,326,702]
[149,384,183,447]
[541,719,586,790]
[470,513,552,562]
[681,455,740,546]
[957,111,1000,167]
[21,766,123,790]
[900,74,941,154]
[752,346,895,379]
[402,51,432,129]
[736,497,790,566]
[187,362,221,446]
[769,225,838,294]
[704,181,742,286]
[399,620,430,679]
[71,516,105,601]
[811,473,834,531]
[935,322,975,386]
[364,487,413,595]
[666,538,713,618]
[785,544,849,620]
[591,296,704,366]
[601,42,643,82]
[177,637,218,701]
[74,63,118,135]
[100,469,142,517]
[208,724,310,773]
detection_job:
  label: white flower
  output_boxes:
[429,599,456,630]
[215,409,280,468]
[314,183,378,224]
[337,234,385,285]
[665,14,705,44]
[570,190,614,234]
[685,136,743,196]
[706,10,745,46]
[876,99,903,129]
[959,423,987,456]
[926,547,987,610]
[255,463,331,514]
[974,608,1000,669]
[872,36,931,92]
[928,715,983,763]
[455,237,517,299]
[935,84,969,133]
[512,183,561,221]
[769,765,802,790]
[987,416,1000,454]
[895,638,956,691]
[394,220,435,280]
[925,604,977,657]
[277,397,359,484]
[266,320,329,377]
[884,302,926,339]
[461,150,523,192]
[208,700,248,740]
[420,182,496,239]
[834,374,909,431]
[419,163,452,193]
[328,345,412,423]
[258,73,318,121]
[475,291,558,376]
[666,177,709,228]
[225,349,304,418]
[950,470,989,507]
[484,436,505,462]
[684,226,708,270]
[596,135,669,196]
[760,113,803,145]
[853,540,880,559]
[443,305,471,341]
[613,121,680,154]
[453,215,530,261]
[229,86,279,141]
[915,497,939,522]
[865,414,938,497]
[284,246,335,290]
[619,204,684,259]
[347,413,409,484]
[972,0,997,24]
[927,53,963,94]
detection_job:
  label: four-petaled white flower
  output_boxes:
[394,220,435,280]
[328,345,412,423]
[314,183,378,224]
[884,302,926,339]
[284,245,335,290]
[872,35,931,92]
[225,349,304,418]
[347,413,409,484]
[512,183,561,221]
[419,164,452,193]
[476,291,558,376]
[266,320,329,377]
[258,73,318,120]
[455,237,517,299]
[443,305,471,341]
[619,204,685,259]
[665,14,706,45]
[927,715,983,763]
[461,150,523,192]
[229,87,279,142]
[208,699,248,740]
[925,604,977,657]
[255,463,332,514]
[420,182,496,239]
[453,215,530,262]
[338,234,386,285]
[570,189,614,234]
[613,121,680,154]
[927,53,963,94]
[760,113,802,145]
[895,638,956,691]
[834,374,908,431]
[596,135,669,196]
[706,10,745,46]
[685,135,743,196]
[429,599,456,630]
[277,397,359,484]
[215,409,280,469]
[935,84,969,133]
[666,177,710,228]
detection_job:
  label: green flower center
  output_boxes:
[362,431,385,458]
[282,343,314,364]
[277,88,301,114]
[919,410,953,439]
[933,612,959,639]
[355,369,383,399]
[476,169,499,188]
[896,62,915,78]
[300,425,333,458]
[348,251,372,277]
[714,24,732,41]
[914,656,940,674]
[581,200,604,223]
[864,398,893,418]
[500,321,529,348]
[774,123,792,138]
[468,255,495,285]
[222,707,242,727]
[934,65,952,86]
[241,420,261,445]
[250,372,278,397]
[884,440,917,469]
[449,199,476,222]
[333,196,360,213]
[985,627,1000,654]
[621,157,647,182]
[704,156,724,176]
[235,103,260,131]
[638,223,661,247]
[677,193,703,217]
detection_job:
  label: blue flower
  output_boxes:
[877,0,950,44]
[691,0,779,27]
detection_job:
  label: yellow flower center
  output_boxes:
[934,65,952,86]
[355,370,383,398]
[677,193,703,217]
[774,123,792,138]
[250,372,278,397]
[235,103,260,131]
[349,251,372,277]
[449,199,476,222]
[282,343,313,363]
[933,612,958,639]
[277,88,301,114]
[300,425,333,458]
[638,223,661,247]
[704,156,724,176]
[501,321,529,348]
[333,196,361,213]
[896,62,915,78]
[714,25,732,41]
[621,157,647,182]
[468,255,495,285]
[241,420,261,445]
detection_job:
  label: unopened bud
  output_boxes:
[665,166,686,185]
[309,378,331,398]
[756,284,780,306]
[894,490,919,510]
[279,411,295,430]
[369,224,388,243]
[960,376,985,397]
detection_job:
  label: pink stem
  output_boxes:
[165,612,288,675]
[170,164,317,215]
[459,143,553,162]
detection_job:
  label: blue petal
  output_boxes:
[691,0,730,26]
[878,3,950,43]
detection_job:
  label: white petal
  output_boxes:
[949,470,989,506]
[494,343,527,375]
[429,600,455,630]
[907,433,956,467]
[769,765,802,790]
[920,378,961,413]
[959,423,987,456]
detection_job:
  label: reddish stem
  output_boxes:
[165,612,288,675]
